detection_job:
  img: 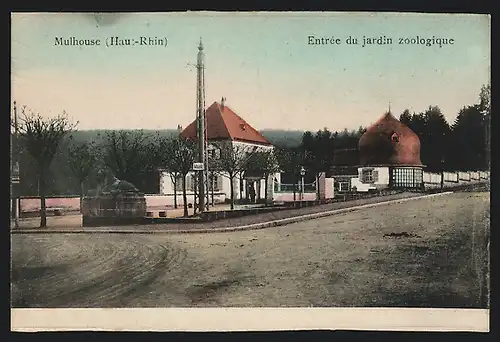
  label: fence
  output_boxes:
[274,183,316,193]
[18,193,227,216]
[423,170,489,189]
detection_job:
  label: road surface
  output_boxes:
[11,191,490,308]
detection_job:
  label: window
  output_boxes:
[392,168,422,188]
[339,181,350,192]
[361,168,378,184]
[189,174,198,192]
[391,132,400,143]
[209,173,223,192]
[208,146,221,160]
[365,170,373,183]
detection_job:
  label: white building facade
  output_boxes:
[159,140,277,206]
[159,99,279,207]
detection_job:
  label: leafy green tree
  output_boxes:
[399,107,450,172]
[302,128,335,199]
[479,81,491,169]
[449,105,486,171]
[421,106,451,172]
[399,109,413,127]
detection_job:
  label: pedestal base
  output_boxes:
[81,193,147,227]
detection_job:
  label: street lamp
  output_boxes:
[440,157,445,189]
[300,166,306,205]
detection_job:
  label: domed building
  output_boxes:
[354,111,424,190]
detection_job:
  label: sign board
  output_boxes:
[12,162,20,183]
[192,162,204,171]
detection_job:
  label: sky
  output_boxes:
[11,12,490,132]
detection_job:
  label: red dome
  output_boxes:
[358,112,422,166]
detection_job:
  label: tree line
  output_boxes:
[398,82,490,172]
[292,81,491,178]
[11,81,490,226]
[10,106,366,226]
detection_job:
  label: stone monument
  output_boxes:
[81,168,147,227]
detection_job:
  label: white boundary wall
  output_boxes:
[424,170,489,189]
[18,169,489,213]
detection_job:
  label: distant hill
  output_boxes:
[69,129,305,148]
[261,129,304,148]
[68,129,178,142]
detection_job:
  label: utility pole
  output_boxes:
[203,46,210,211]
[11,101,19,228]
[10,104,13,225]
[484,106,490,171]
[196,38,206,213]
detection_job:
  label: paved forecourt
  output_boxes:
[11,192,453,234]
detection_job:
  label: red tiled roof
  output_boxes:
[358,112,422,166]
[180,101,272,145]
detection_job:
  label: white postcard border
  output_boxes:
[11,308,489,332]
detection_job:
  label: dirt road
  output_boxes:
[11,191,490,308]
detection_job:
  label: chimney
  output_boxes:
[221,97,226,108]
[177,124,183,132]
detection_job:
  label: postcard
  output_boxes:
[10,11,490,332]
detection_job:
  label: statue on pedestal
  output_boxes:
[81,168,147,227]
[94,168,142,196]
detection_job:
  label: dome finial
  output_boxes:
[198,37,203,50]
[388,101,391,113]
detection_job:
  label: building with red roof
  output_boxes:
[358,112,422,167]
[160,98,278,205]
[180,99,273,146]
[352,111,424,191]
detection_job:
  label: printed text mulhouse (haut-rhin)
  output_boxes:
[54,36,168,47]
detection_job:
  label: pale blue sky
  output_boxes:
[11,12,490,131]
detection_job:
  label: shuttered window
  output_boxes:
[215,175,223,191]
[208,174,223,192]
[175,175,183,191]
[187,174,195,191]
[361,169,374,183]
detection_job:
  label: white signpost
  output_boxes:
[12,162,20,183]
[193,162,204,171]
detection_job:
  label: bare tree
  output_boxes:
[164,137,197,217]
[158,137,180,208]
[17,106,77,227]
[169,170,181,209]
[246,150,280,205]
[102,130,147,184]
[210,143,255,210]
[67,139,99,198]
[101,130,160,193]
[275,147,305,201]
[208,170,216,206]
